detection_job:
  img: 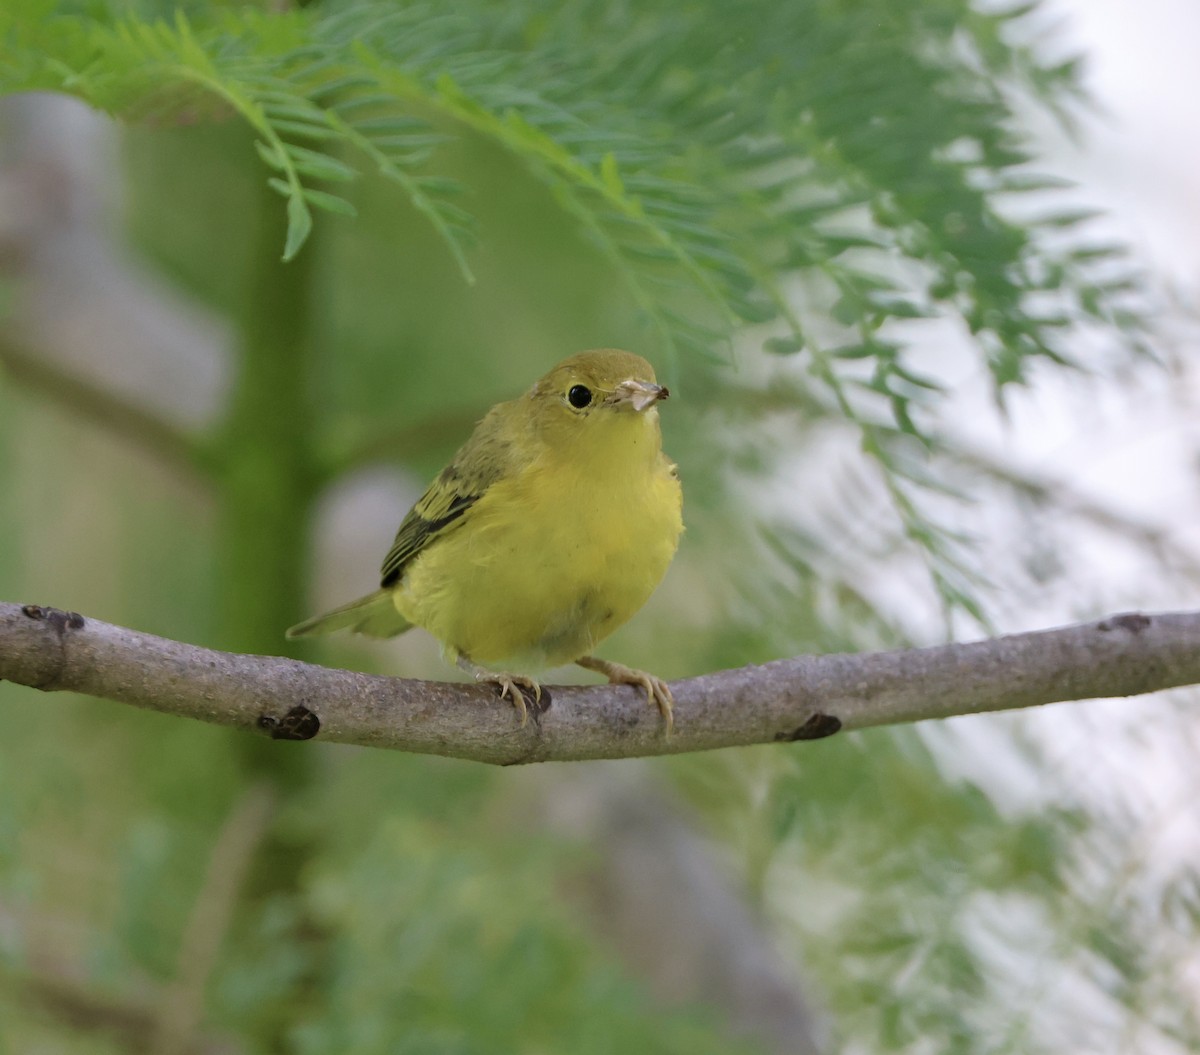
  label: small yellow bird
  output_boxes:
[288,349,683,730]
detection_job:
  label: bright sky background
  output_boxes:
[927,11,1200,1036]
[1000,0,1200,614]
[1058,0,1200,282]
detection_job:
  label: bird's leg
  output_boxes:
[456,655,540,727]
[576,655,674,735]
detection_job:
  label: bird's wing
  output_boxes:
[380,404,523,587]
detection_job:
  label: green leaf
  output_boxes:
[830,341,891,360]
[1037,207,1104,229]
[600,151,624,198]
[764,334,806,355]
[891,363,945,392]
[284,144,357,182]
[282,191,313,262]
[254,139,286,171]
[269,118,338,142]
[997,171,1074,193]
[413,176,466,195]
[821,231,892,254]
[868,297,936,320]
[303,187,357,217]
[1067,243,1125,262]
[831,295,862,326]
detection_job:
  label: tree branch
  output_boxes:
[0,96,228,485]
[322,407,483,483]
[0,601,1195,765]
[1,950,244,1055]
[0,338,215,483]
[152,784,276,1055]
[528,765,826,1053]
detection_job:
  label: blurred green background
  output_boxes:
[2,1,1200,1052]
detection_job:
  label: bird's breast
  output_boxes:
[397,437,682,669]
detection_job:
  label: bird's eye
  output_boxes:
[567,384,593,409]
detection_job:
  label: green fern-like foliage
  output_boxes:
[0,0,1143,618]
[0,7,1181,1053]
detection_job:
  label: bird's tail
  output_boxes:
[286,588,412,639]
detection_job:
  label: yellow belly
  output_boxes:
[394,452,682,669]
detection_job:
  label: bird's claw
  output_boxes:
[457,655,541,727]
[622,670,674,736]
[577,656,674,735]
[477,671,541,727]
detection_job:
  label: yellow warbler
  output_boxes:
[288,349,683,730]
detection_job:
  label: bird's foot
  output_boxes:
[576,655,674,735]
[457,657,540,726]
[481,672,542,727]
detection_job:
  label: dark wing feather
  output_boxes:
[380,486,480,586]
[379,405,520,587]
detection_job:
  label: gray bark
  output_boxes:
[1,602,1192,765]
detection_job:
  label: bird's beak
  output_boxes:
[610,379,669,413]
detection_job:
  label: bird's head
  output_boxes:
[528,350,669,445]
